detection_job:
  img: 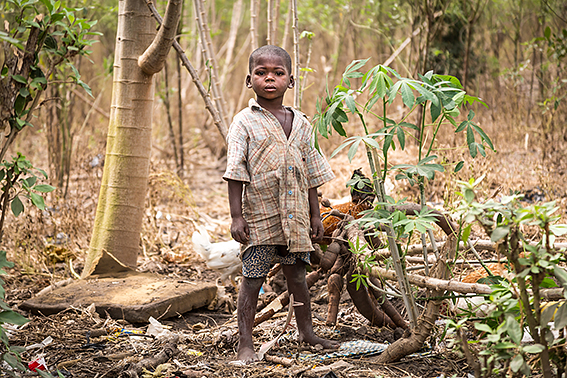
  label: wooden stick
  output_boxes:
[193,0,230,130]
[291,0,300,108]
[145,2,226,141]
[264,354,294,366]
[250,0,259,50]
[376,240,567,259]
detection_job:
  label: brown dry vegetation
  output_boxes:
[1,1,567,377]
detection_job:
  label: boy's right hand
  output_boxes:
[231,216,250,244]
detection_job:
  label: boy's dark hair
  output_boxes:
[249,45,292,74]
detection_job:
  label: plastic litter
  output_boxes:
[146,316,173,339]
[26,336,53,351]
[299,340,388,362]
[28,355,47,372]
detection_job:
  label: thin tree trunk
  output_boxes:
[220,0,243,86]
[194,0,230,132]
[176,56,184,176]
[273,0,281,45]
[291,0,299,108]
[163,62,180,169]
[176,2,184,176]
[281,0,292,51]
[250,0,259,50]
[267,0,274,45]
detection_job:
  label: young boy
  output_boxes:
[223,45,340,363]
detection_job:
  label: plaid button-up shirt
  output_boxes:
[223,99,335,253]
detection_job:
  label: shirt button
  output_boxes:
[288,190,293,195]
[288,166,293,171]
[288,214,293,219]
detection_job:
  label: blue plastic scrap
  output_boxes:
[299,340,388,362]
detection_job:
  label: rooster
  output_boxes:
[319,169,376,244]
[191,227,242,286]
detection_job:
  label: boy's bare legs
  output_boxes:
[282,261,340,349]
[237,276,265,362]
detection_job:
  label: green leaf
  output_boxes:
[0,310,29,325]
[330,137,357,159]
[523,344,545,354]
[39,0,54,13]
[544,26,551,39]
[454,161,464,173]
[30,192,46,210]
[555,301,567,329]
[44,34,58,51]
[474,323,493,333]
[3,351,27,372]
[11,74,27,84]
[11,196,24,217]
[510,354,524,373]
[19,88,30,98]
[494,341,518,349]
[33,184,55,193]
[400,82,414,108]
[347,138,362,163]
[505,314,522,344]
[550,224,567,236]
[331,119,347,137]
[554,266,567,291]
[491,226,510,242]
[541,302,559,325]
[472,124,495,152]
[14,94,28,116]
[396,125,406,150]
[345,95,357,114]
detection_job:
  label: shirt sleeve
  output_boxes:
[223,119,251,183]
[306,144,335,188]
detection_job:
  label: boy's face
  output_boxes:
[246,54,294,102]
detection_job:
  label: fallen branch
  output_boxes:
[376,240,567,259]
[264,354,294,366]
[370,264,565,300]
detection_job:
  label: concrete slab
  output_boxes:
[19,272,217,323]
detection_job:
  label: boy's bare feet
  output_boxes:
[300,333,341,350]
[236,345,259,364]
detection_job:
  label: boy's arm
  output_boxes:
[228,179,250,244]
[308,187,324,242]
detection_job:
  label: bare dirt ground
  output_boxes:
[2,133,566,378]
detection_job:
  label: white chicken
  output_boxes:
[191,227,242,286]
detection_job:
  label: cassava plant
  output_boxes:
[450,178,567,378]
[313,59,494,328]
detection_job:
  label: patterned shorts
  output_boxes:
[241,245,311,278]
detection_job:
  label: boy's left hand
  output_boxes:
[310,216,324,242]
